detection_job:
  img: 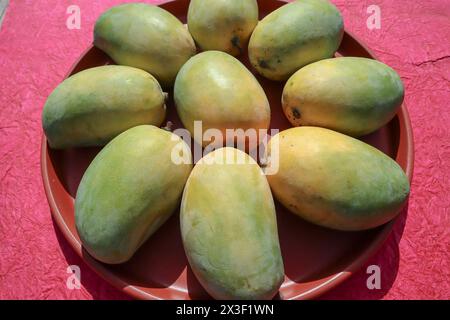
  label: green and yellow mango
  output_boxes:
[181,147,284,299]
[282,57,405,136]
[188,0,258,56]
[266,127,410,231]
[42,65,166,149]
[174,51,270,148]
[249,0,344,81]
[94,3,196,87]
[75,125,192,264]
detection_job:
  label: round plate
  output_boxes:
[41,0,414,300]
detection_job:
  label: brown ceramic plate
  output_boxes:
[41,0,414,300]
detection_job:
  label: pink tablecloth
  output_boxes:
[0,0,448,300]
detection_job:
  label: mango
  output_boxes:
[187,0,258,56]
[75,125,192,264]
[181,147,284,300]
[266,127,410,231]
[248,0,343,81]
[282,57,405,136]
[94,3,196,87]
[174,51,270,148]
[42,66,166,149]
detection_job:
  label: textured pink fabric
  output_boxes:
[0,0,448,300]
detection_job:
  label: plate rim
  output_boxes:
[40,0,415,300]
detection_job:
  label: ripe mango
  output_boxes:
[42,66,166,149]
[282,57,405,136]
[174,51,270,147]
[181,147,284,299]
[248,0,343,81]
[94,3,196,87]
[266,127,410,231]
[75,125,192,264]
[187,0,258,56]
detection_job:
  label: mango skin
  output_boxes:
[187,0,258,56]
[181,147,284,300]
[282,57,405,137]
[42,66,166,149]
[266,127,410,231]
[248,0,344,81]
[174,51,270,147]
[75,125,192,264]
[94,3,196,87]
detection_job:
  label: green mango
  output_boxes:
[266,127,410,231]
[248,0,344,81]
[94,3,196,87]
[187,0,258,56]
[181,147,284,300]
[75,125,192,264]
[42,66,166,149]
[174,51,270,147]
[282,57,405,136]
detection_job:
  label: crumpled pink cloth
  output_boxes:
[0,0,448,299]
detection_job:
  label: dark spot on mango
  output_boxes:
[258,59,270,69]
[231,36,242,54]
[292,107,301,119]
